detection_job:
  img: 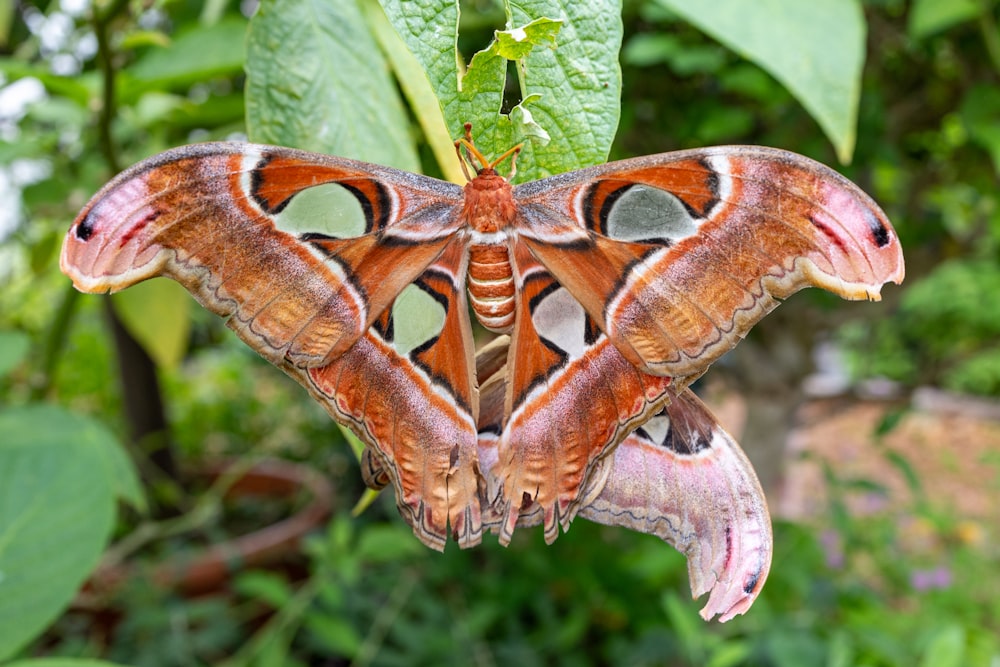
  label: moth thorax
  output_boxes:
[468,243,515,332]
[462,171,517,233]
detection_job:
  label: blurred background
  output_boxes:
[1,0,998,665]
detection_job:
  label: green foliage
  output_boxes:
[656,0,866,163]
[382,0,623,181]
[843,259,1000,395]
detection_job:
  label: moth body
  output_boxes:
[464,168,518,332]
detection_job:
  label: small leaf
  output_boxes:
[118,29,172,51]
[494,17,562,60]
[883,449,923,497]
[126,17,248,89]
[234,571,293,608]
[0,330,30,379]
[246,0,419,171]
[506,94,551,145]
[110,277,192,371]
[356,524,426,563]
[657,0,866,163]
[305,612,362,657]
[908,0,981,39]
[874,407,907,437]
[351,488,382,517]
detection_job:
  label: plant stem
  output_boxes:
[30,283,81,400]
[978,5,1000,77]
[92,0,129,173]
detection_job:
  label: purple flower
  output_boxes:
[820,529,844,569]
[910,565,952,591]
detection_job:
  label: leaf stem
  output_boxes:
[362,0,465,182]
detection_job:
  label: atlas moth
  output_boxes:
[61,126,903,621]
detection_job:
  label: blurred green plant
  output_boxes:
[842,259,1000,395]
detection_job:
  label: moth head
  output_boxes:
[454,122,523,182]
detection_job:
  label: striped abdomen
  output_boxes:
[468,242,515,332]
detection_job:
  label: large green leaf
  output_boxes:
[110,277,192,371]
[0,406,136,660]
[246,0,419,171]
[657,0,865,163]
[381,0,622,180]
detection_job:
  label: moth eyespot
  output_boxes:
[75,214,95,241]
[866,209,891,247]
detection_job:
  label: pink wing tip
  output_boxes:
[817,179,905,290]
[697,571,766,622]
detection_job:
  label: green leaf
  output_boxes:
[0,406,124,660]
[126,17,248,89]
[234,571,294,608]
[0,1,13,48]
[960,84,1000,175]
[883,449,922,498]
[920,624,965,667]
[246,0,419,171]
[305,612,362,657]
[908,0,982,39]
[356,524,426,563]
[494,17,562,60]
[657,0,866,163]
[382,0,623,179]
[0,330,30,379]
[110,277,192,371]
